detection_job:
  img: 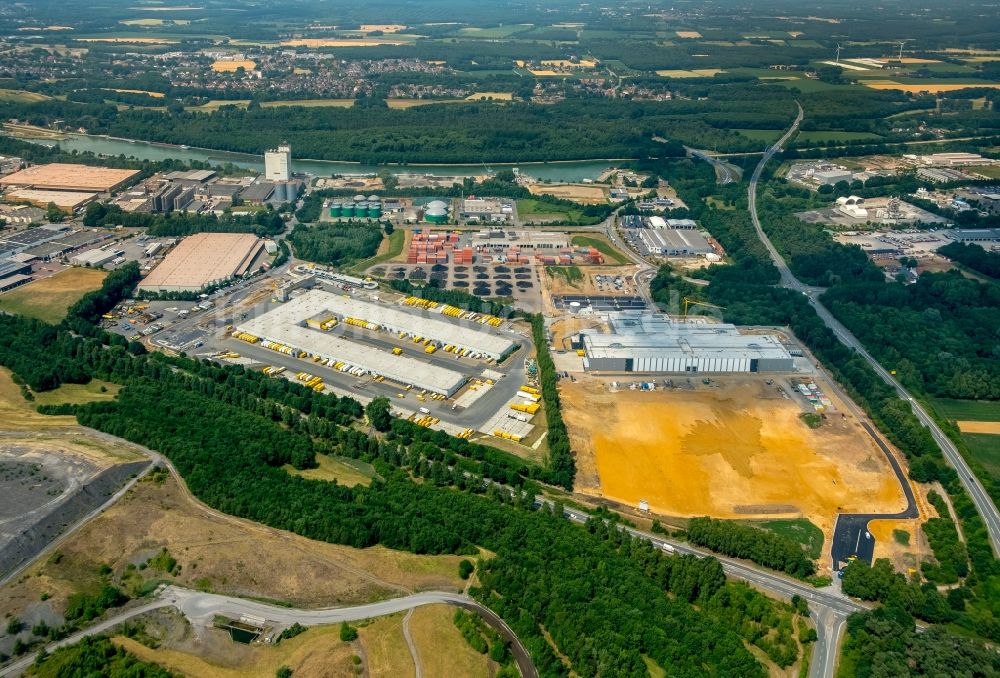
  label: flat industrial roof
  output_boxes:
[5,189,97,210]
[640,228,711,251]
[238,297,467,395]
[139,233,264,292]
[0,164,140,192]
[287,289,515,358]
[583,315,792,361]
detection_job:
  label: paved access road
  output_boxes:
[747,102,1000,559]
[0,587,538,678]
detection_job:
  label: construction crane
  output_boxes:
[682,297,725,318]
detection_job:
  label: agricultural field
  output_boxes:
[211,60,256,72]
[862,81,1000,93]
[279,38,406,47]
[561,378,909,541]
[465,92,514,101]
[261,99,355,108]
[794,131,884,143]
[0,267,107,324]
[656,69,726,78]
[933,399,1000,482]
[0,89,51,103]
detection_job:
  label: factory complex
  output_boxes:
[235,289,517,395]
[138,233,266,293]
[577,314,795,374]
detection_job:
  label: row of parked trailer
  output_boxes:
[295,372,326,392]
[401,296,504,328]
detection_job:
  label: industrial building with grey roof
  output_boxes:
[579,314,794,373]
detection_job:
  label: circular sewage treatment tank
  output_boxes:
[342,202,356,218]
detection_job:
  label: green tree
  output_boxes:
[45,202,65,223]
[366,397,392,432]
[339,622,358,642]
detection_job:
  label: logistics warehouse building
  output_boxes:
[237,291,470,396]
[307,291,516,362]
[579,314,794,373]
[139,233,265,293]
[0,164,140,193]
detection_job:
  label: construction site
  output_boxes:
[561,375,910,543]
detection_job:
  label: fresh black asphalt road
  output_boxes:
[830,421,918,570]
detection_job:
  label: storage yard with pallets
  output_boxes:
[561,376,909,542]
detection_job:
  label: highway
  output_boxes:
[747,102,1000,558]
[0,587,538,678]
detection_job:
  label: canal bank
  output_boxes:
[9,132,618,182]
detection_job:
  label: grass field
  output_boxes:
[0,267,107,324]
[546,266,584,286]
[33,379,121,407]
[353,229,406,272]
[0,368,77,429]
[964,434,1000,482]
[284,453,378,487]
[0,89,50,103]
[570,235,629,264]
[933,399,1000,422]
[409,605,494,677]
[736,129,783,143]
[358,613,414,677]
[747,518,825,559]
[0,469,468,625]
[795,131,884,143]
[517,198,596,223]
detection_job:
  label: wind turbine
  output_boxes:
[835,43,842,64]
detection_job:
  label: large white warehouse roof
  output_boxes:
[238,297,468,395]
[288,289,515,360]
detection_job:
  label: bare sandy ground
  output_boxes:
[562,379,909,538]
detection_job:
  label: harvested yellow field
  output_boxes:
[864,81,1000,93]
[529,70,562,76]
[78,37,178,44]
[211,60,256,72]
[676,31,703,39]
[280,38,403,47]
[528,182,607,203]
[656,68,726,78]
[541,59,597,68]
[110,88,165,98]
[360,24,408,32]
[958,421,1000,434]
[562,380,908,538]
[466,91,513,100]
[883,57,941,64]
[386,98,462,108]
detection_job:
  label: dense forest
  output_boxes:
[686,517,816,578]
[286,221,385,267]
[82,203,286,238]
[938,241,1000,279]
[0,312,808,675]
[821,272,1000,400]
[27,637,178,678]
